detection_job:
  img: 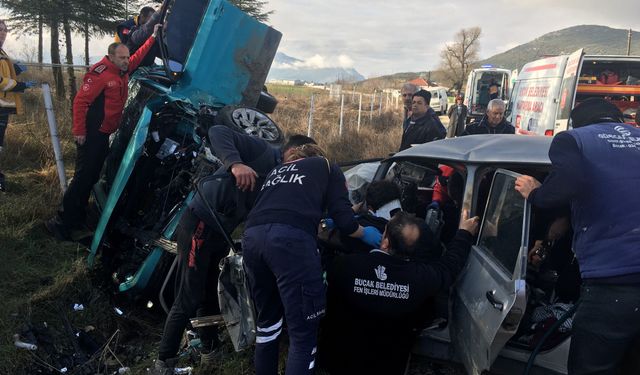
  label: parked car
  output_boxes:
[428,87,449,115]
[507,49,640,136]
[463,67,513,123]
[86,0,283,302]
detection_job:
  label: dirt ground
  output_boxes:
[408,356,466,374]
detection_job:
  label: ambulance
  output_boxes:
[463,66,513,123]
[507,49,640,136]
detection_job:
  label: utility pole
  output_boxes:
[627,29,632,56]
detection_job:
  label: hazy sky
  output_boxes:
[2,0,639,77]
[267,0,640,77]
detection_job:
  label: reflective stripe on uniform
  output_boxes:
[257,318,283,333]
[255,328,282,344]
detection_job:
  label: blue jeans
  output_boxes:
[568,283,640,374]
[243,223,325,375]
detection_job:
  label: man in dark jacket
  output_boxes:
[447,95,468,137]
[322,211,479,375]
[401,82,418,120]
[462,98,515,135]
[126,10,162,68]
[45,26,159,240]
[150,127,323,374]
[399,90,446,151]
[114,6,155,44]
[515,98,640,374]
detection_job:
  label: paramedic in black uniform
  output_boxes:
[242,143,382,375]
[151,126,321,374]
[323,211,479,375]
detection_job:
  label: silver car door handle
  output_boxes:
[486,290,504,311]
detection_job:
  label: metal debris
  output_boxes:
[13,334,37,350]
[174,367,193,374]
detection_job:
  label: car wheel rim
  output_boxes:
[231,108,279,141]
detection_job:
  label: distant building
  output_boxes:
[268,79,305,86]
[407,77,439,90]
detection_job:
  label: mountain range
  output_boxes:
[267,52,365,83]
[479,25,640,71]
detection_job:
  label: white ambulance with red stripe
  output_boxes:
[507,49,640,136]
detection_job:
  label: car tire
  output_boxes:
[218,105,284,144]
[256,90,278,114]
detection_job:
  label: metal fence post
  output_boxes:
[307,94,315,137]
[42,83,67,192]
[370,92,375,121]
[339,94,345,137]
[357,93,362,132]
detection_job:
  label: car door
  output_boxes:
[450,169,530,375]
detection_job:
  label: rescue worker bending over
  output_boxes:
[150,127,327,375]
[242,144,382,375]
[322,210,479,375]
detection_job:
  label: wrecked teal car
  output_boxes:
[88,0,282,302]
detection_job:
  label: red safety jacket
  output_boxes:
[72,35,155,136]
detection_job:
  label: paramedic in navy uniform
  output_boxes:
[242,143,382,375]
[515,98,640,375]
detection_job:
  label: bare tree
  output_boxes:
[439,27,481,91]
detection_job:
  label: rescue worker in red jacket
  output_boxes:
[45,24,161,240]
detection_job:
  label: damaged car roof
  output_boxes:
[390,134,553,166]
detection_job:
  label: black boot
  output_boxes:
[149,357,178,375]
[44,216,72,241]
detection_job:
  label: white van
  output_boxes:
[463,66,513,123]
[507,49,640,136]
[428,87,449,115]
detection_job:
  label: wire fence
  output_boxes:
[267,84,404,138]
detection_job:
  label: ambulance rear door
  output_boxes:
[554,49,585,134]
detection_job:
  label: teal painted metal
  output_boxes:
[87,0,281,284]
[118,192,194,294]
[173,0,281,108]
[88,107,153,266]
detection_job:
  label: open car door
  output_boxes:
[450,169,531,374]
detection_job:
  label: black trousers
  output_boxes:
[568,283,640,374]
[158,208,228,360]
[243,223,326,375]
[59,127,109,227]
[0,113,8,148]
